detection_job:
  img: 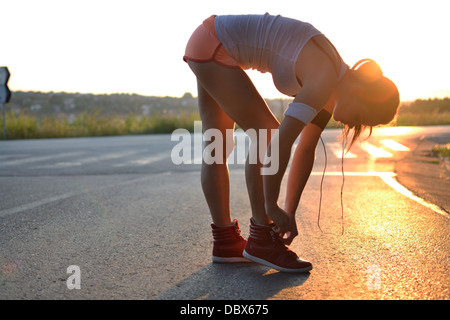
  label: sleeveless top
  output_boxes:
[215,14,348,97]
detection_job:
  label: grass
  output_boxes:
[395,111,450,126]
[0,110,200,140]
[0,107,449,140]
[432,143,450,158]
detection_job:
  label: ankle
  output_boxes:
[250,217,271,227]
[212,218,234,227]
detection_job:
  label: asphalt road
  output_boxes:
[0,126,449,300]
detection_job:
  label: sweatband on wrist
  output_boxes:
[284,102,318,125]
[311,109,332,131]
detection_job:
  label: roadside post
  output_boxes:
[0,66,12,139]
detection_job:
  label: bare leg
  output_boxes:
[197,83,235,226]
[188,61,280,226]
[245,128,277,225]
[284,124,322,215]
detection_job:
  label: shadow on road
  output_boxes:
[155,262,310,300]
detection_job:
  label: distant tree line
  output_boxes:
[6,91,199,118]
[5,91,450,124]
[399,97,450,113]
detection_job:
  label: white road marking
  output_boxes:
[380,139,410,151]
[0,152,84,166]
[0,154,29,160]
[33,151,139,168]
[311,171,448,218]
[0,192,79,218]
[326,142,357,158]
[0,175,163,218]
[379,173,448,218]
[360,142,393,158]
[310,171,395,176]
[113,152,168,167]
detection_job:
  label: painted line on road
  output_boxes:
[0,152,85,166]
[310,171,395,176]
[311,171,448,218]
[379,173,448,218]
[380,139,410,151]
[326,142,357,159]
[33,151,140,169]
[0,192,79,218]
[360,142,393,158]
[0,174,167,218]
[2,170,446,219]
[113,151,169,167]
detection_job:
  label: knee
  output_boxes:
[202,128,235,164]
[225,135,235,159]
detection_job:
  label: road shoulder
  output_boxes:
[395,138,450,214]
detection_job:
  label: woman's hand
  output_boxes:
[266,205,290,233]
[281,213,298,245]
[266,205,298,245]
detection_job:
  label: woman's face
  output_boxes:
[333,74,379,127]
[333,95,365,128]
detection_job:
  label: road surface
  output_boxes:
[0,126,449,300]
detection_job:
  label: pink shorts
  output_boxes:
[183,15,241,69]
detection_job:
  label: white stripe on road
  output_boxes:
[1,167,446,219]
[360,142,393,158]
[113,152,169,167]
[0,175,162,218]
[379,173,448,218]
[33,151,140,168]
[326,142,357,158]
[380,139,410,151]
[311,171,448,218]
[0,154,29,160]
[310,171,395,176]
[0,152,84,166]
[0,192,79,218]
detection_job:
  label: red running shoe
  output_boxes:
[243,218,312,273]
[211,219,250,263]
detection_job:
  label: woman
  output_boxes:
[183,14,399,273]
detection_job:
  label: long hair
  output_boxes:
[341,124,372,152]
[342,60,400,152]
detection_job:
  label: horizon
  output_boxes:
[2,0,450,102]
[8,88,450,104]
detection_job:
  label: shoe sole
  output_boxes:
[242,250,312,273]
[212,256,253,263]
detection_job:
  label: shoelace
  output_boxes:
[234,227,245,240]
[269,230,298,258]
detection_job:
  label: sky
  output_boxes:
[1,0,450,102]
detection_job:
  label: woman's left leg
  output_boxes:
[187,61,280,226]
[197,81,236,227]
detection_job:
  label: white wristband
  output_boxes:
[284,102,318,125]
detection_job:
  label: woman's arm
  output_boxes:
[263,80,335,236]
[280,100,333,243]
[284,124,322,215]
[285,99,334,215]
[263,116,304,234]
[263,42,337,233]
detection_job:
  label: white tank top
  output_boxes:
[215,14,348,97]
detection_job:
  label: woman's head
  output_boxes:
[333,59,400,149]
